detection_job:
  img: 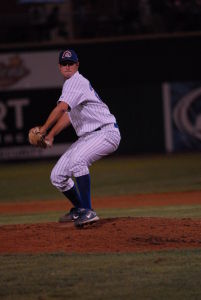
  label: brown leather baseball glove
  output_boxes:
[28,126,48,149]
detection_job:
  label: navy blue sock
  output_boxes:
[75,174,91,209]
[63,185,82,208]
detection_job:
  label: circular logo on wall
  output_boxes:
[0,55,29,88]
[173,87,201,147]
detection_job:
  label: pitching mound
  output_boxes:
[1,217,201,254]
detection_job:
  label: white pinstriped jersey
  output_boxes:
[58,71,116,136]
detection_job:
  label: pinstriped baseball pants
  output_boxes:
[50,125,121,192]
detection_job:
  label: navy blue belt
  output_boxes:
[94,123,118,132]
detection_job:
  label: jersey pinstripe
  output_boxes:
[58,71,116,136]
[51,125,121,191]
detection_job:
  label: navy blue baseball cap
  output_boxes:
[59,49,78,64]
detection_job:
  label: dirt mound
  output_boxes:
[1,217,201,254]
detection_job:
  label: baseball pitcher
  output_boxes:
[29,49,121,227]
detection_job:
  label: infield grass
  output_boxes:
[1,153,201,300]
[0,153,201,203]
[0,250,201,300]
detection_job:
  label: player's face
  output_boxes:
[59,61,79,79]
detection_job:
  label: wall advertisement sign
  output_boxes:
[163,81,201,152]
[0,51,74,161]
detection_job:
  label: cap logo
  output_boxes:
[62,50,72,59]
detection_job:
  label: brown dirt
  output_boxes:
[1,191,201,254]
[1,217,201,254]
[1,190,201,214]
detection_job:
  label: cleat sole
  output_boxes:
[75,216,100,228]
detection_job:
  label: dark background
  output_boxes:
[1,35,201,155]
[1,0,201,156]
[54,35,201,154]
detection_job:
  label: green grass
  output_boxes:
[0,250,201,300]
[0,153,201,202]
[1,153,201,300]
[1,205,201,225]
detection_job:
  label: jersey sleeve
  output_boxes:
[58,77,84,109]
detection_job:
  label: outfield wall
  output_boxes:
[0,35,201,160]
